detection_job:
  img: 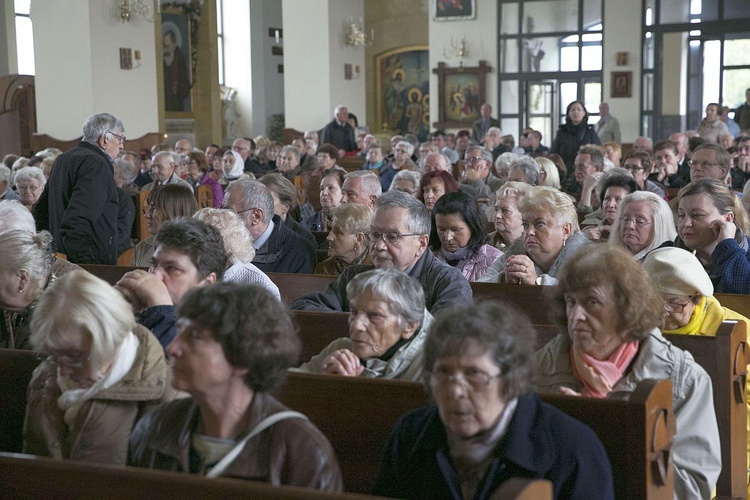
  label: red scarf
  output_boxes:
[570,341,639,398]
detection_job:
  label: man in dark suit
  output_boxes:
[471,103,499,144]
[320,105,356,154]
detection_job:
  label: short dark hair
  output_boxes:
[424,300,536,401]
[322,168,345,187]
[653,140,678,156]
[598,174,637,206]
[317,143,339,159]
[176,282,300,392]
[623,149,653,174]
[429,191,487,253]
[155,218,228,281]
[431,129,446,140]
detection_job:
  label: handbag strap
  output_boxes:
[205,410,309,478]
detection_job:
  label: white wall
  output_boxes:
[33,0,158,139]
[0,0,15,75]
[602,0,641,142]
[429,0,498,133]
[223,0,252,138]
[282,0,365,132]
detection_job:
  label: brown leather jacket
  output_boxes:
[128,392,343,492]
[23,324,176,464]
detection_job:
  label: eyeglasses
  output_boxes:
[107,131,126,144]
[623,165,645,173]
[36,350,90,369]
[366,232,421,245]
[431,369,501,391]
[664,295,698,313]
[17,184,41,192]
[619,216,652,227]
[465,156,483,164]
[687,160,721,169]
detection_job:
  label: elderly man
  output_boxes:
[174,139,192,154]
[471,103,500,144]
[341,171,381,208]
[690,143,731,184]
[460,145,504,200]
[224,179,315,273]
[291,191,472,314]
[483,126,511,161]
[320,105,356,153]
[116,218,227,349]
[698,103,730,144]
[232,137,263,176]
[35,113,123,264]
[595,102,621,143]
[357,134,378,158]
[141,151,192,192]
[0,165,20,201]
[565,145,604,200]
[669,132,691,179]
[632,136,654,153]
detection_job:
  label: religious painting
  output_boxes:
[375,46,430,141]
[161,11,192,113]
[611,71,633,98]
[434,0,476,21]
[432,61,490,129]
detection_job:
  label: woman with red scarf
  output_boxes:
[535,245,721,499]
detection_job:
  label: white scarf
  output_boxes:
[57,331,140,429]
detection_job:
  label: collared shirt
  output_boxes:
[254,220,275,250]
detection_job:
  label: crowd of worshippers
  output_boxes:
[3,99,750,497]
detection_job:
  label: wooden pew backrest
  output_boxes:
[0,349,40,453]
[267,272,335,306]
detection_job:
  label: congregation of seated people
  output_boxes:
[6,99,750,498]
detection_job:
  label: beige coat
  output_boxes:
[23,324,177,465]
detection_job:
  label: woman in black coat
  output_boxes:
[551,100,601,174]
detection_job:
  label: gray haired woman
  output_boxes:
[294,268,433,381]
[14,166,46,209]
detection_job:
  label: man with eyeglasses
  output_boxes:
[460,145,505,205]
[35,113,124,265]
[292,190,472,314]
[232,137,263,176]
[689,143,731,185]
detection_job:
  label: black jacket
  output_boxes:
[551,123,601,173]
[43,141,120,264]
[252,215,316,274]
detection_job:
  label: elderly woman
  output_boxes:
[652,140,683,188]
[430,191,502,282]
[129,283,342,489]
[535,156,561,189]
[374,301,614,499]
[479,186,590,285]
[186,151,223,208]
[507,155,541,185]
[295,268,433,381]
[315,204,373,276]
[676,178,750,294]
[222,149,246,182]
[603,141,622,168]
[392,140,419,172]
[488,181,531,251]
[24,270,175,464]
[608,191,676,261]
[0,228,80,349]
[276,144,304,181]
[493,152,520,184]
[14,166,46,209]
[259,173,316,248]
[389,169,421,196]
[193,208,280,301]
[581,172,637,240]
[536,245,721,498]
[622,150,667,199]
[132,184,198,267]
[417,170,458,212]
[302,169,345,233]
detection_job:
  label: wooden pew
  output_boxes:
[292,311,350,364]
[0,452,375,500]
[0,452,550,500]
[667,321,749,499]
[276,373,675,499]
[470,282,551,323]
[267,272,335,307]
[0,349,40,453]
[715,292,750,320]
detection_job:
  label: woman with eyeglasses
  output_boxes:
[374,300,614,500]
[478,186,590,285]
[536,245,720,499]
[430,191,502,282]
[132,184,198,267]
[675,178,750,294]
[14,166,46,210]
[621,150,667,200]
[294,268,433,381]
[24,270,176,464]
[608,191,676,261]
[534,156,561,189]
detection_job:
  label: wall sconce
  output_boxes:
[344,18,373,47]
[444,37,469,61]
[118,0,155,23]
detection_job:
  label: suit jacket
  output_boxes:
[472,117,500,143]
[595,115,621,143]
[252,215,316,274]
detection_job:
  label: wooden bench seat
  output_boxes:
[276,373,675,499]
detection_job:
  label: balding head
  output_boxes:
[422,153,451,173]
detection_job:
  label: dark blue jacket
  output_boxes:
[711,234,750,294]
[373,393,614,500]
[139,305,176,350]
[252,215,316,274]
